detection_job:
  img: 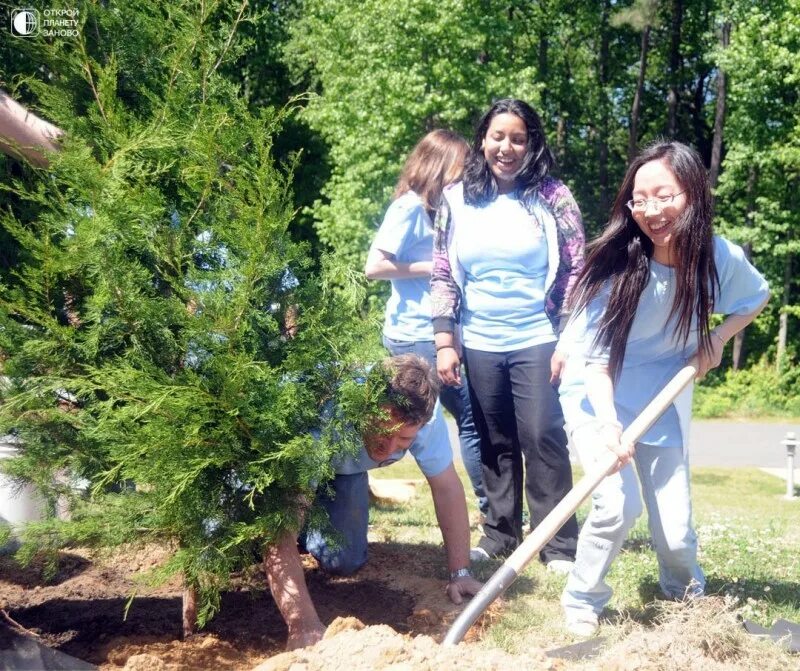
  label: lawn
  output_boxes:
[369,460,800,665]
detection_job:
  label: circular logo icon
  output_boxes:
[11,9,39,36]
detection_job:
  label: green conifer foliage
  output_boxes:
[0,0,375,629]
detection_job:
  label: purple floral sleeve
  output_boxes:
[539,177,585,327]
[430,195,461,332]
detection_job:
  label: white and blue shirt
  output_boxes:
[558,236,770,448]
[445,184,555,352]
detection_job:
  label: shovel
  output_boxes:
[443,361,698,645]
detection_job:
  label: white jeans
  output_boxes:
[562,424,705,618]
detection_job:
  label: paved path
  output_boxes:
[683,419,798,468]
[446,417,799,469]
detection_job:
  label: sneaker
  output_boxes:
[546,559,574,575]
[564,611,599,638]
[469,546,491,563]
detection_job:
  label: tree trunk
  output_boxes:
[182,584,198,638]
[538,30,549,109]
[667,0,683,138]
[556,114,567,165]
[732,166,757,370]
[731,239,753,369]
[629,25,651,162]
[777,254,793,371]
[691,70,711,158]
[598,0,611,213]
[709,22,730,189]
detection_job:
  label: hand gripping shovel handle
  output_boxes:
[443,360,698,646]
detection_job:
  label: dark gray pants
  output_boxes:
[464,341,578,562]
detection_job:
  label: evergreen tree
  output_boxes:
[0,0,376,633]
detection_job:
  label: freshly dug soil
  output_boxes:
[3,543,792,671]
[252,617,558,671]
[1,544,425,670]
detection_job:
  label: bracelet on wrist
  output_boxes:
[436,344,456,353]
[449,567,472,581]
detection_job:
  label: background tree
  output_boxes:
[714,0,800,370]
[223,0,331,253]
[611,0,661,161]
[285,0,515,266]
[280,0,797,398]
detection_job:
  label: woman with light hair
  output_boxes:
[365,129,487,520]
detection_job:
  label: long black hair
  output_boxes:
[569,140,719,380]
[462,98,554,207]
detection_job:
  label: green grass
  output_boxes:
[368,461,800,660]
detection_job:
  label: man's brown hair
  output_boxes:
[380,354,439,425]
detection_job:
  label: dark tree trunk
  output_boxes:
[732,166,757,370]
[691,70,711,159]
[629,25,651,162]
[777,254,793,371]
[182,584,198,638]
[538,30,549,110]
[667,0,683,138]
[598,0,611,214]
[709,22,731,189]
[556,113,567,165]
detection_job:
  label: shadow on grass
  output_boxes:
[691,472,733,486]
[621,536,655,553]
[705,575,800,608]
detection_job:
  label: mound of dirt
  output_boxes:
[251,617,559,671]
[593,596,791,671]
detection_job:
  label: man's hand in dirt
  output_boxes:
[446,575,483,605]
[286,621,325,650]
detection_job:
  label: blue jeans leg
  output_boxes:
[635,444,705,599]
[382,336,487,515]
[439,378,488,515]
[562,423,644,617]
[304,472,369,576]
[563,427,703,619]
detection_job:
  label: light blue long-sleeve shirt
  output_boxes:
[559,236,769,447]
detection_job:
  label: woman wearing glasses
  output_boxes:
[557,141,769,636]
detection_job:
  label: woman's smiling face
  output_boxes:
[631,158,688,266]
[482,112,528,194]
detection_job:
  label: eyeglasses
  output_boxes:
[626,191,686,213]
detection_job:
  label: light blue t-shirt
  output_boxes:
[559,236,769,447]
[447,184,554,352]
[370,191,435,342]
[331,400,452,478]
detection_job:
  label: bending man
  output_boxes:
[263,354,482,649]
